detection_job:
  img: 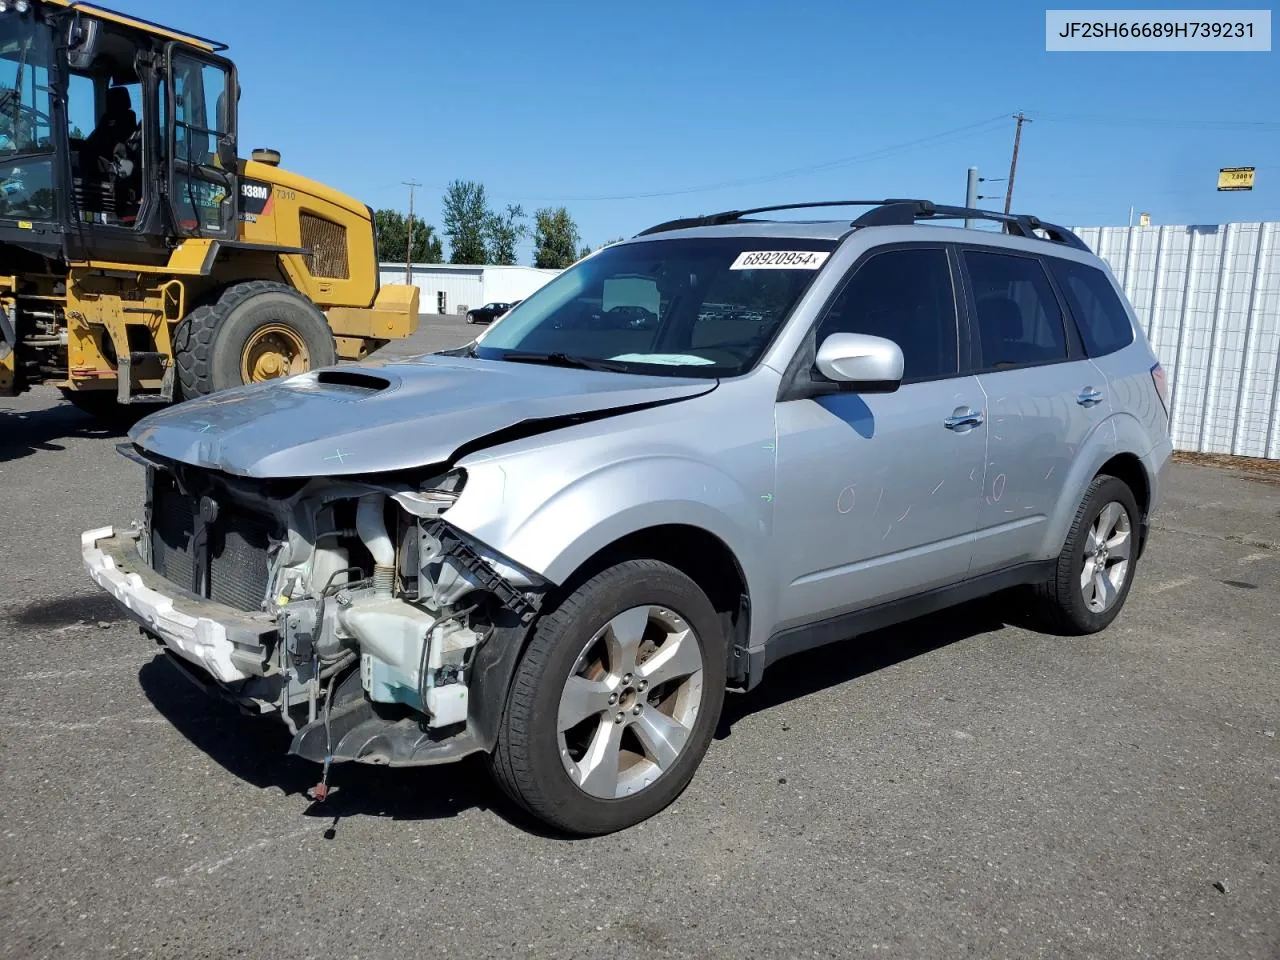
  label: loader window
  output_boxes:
[0,15,54,158]
[0,16,55,220]
[168,51,235,235]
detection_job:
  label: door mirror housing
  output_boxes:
[67,15,102,72]
[814,333,904,392]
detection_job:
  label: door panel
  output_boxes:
[770,245,986,631]
[971,362,1109,569]
[166,48,237,237]
[773,379,988,629]
[960,248,1110,570]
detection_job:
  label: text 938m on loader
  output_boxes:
[0,0,419,417]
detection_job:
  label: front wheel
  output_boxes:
[490,559,726,835]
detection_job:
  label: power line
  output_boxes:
[537,112,1013,203]
[1035,113,1280,131]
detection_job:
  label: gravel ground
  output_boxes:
[1,314,1277,959]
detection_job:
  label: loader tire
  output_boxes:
[173,281,336,399]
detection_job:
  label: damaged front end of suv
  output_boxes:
[80,344,723,805]
[84,449,548,777]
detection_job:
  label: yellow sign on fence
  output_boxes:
[1217,167,1256,192]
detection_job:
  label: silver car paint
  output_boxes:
[129,356,716,479]
[118,220,1170,661]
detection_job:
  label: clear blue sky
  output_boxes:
[127,0,1278,260]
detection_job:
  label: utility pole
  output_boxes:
[402,179,421,285]
[965,167,979,227]
[1003,113,1030,215]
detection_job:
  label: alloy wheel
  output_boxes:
[556,605,705,799]
[1081,501,1132,613]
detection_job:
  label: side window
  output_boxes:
[172,56,230,166]
[816,247,958,382]
[964,251,1068,369]
[1048,259,1135,357]
[65,74,96,140]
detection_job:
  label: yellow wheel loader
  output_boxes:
[0,1,418,418]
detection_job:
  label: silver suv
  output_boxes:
[83,200,1172,835]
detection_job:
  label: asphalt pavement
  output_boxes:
[1,313,1277,959]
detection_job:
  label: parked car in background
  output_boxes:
[466,302,512,324]
[82,198,1172,836]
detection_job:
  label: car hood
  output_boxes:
[129,354,717,478]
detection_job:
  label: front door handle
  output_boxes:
[944,408,985,431]
[1077,387,1104,407]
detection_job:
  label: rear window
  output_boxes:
[964,251,1069,369]
[1048,260,1136,357]
[474,237,838,378]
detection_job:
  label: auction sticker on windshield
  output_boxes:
[730,250,830,270]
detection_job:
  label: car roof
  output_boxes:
[618,199,1093,257]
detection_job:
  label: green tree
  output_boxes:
[442,180,491,264]
[485,203,527,266]
[597,237,625,250]
[373,208,443,263]
[532,206,580,269]
[577,243,592,260]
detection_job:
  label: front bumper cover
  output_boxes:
[81,526,276,684]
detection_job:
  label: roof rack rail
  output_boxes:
[636,199,1089,251]
[637,201,890,236]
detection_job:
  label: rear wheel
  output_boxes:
[173,281,336,398]
[1031,474,1140,634]
[490,559,726,835]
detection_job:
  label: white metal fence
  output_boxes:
[1074,222,1280,459]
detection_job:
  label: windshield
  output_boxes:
[0,13,54,220]
[474,237,837,378]
[0,13,53,158]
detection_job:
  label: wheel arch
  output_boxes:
[1039,412,1159,560]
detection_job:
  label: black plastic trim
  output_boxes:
[741,560,1056,689]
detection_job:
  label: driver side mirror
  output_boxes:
[814,333,904,392]
[216,134,236,171]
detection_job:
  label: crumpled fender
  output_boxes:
[446,452,774,648]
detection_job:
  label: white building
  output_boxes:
[379,263,562,316]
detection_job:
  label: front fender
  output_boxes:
[447,453,772,640]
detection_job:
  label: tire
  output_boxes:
[1031,474,1141,635]
[466,313,477,324]
[59,389,151,428]
[173,281,336,399]
[490,559,727,835]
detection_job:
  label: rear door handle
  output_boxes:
[1077,387,1104,407]
[944,408,985,431]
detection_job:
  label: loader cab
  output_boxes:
[0,0,237,263]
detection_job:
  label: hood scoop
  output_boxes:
[312,370,392,394]
[289,368,394,399]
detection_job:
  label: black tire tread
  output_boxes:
[1032,473,1138,635]
[490,559,720,833]
[173,280,335,399]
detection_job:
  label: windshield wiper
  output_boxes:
[500,351,630,373]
